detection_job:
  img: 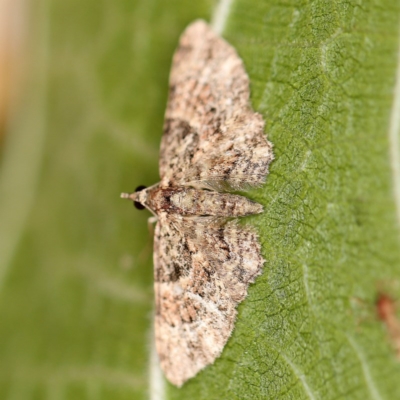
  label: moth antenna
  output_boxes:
[120,193,131,199]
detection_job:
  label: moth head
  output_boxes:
[120,185,148,210]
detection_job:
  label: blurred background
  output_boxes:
[2,1,400,399]
[0,1,214,398]
[0,0,26,147]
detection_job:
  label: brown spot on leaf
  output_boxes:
[376,293,400,359]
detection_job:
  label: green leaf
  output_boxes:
[1,1,400,400]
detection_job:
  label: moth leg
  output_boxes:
[148,216,158,225]
[147,216,158,236]
[136,216,158,264]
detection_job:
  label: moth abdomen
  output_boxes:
[169,187,262,216]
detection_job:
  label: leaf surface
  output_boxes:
[1,1,400,400]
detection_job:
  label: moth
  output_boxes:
[122,20,273,386]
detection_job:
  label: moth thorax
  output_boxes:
[170,189,196,210]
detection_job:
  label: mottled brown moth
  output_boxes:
[122,20,273,386]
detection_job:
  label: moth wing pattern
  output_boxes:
[159,20,273,190]
[153,213,264,386]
